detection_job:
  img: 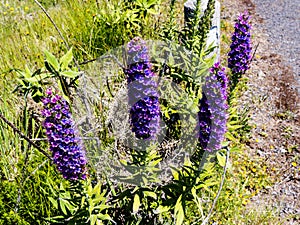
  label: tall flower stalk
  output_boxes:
[124,37,160,139]
[228,11,252,90]
[198,62,228,152]
[42,88,87,181]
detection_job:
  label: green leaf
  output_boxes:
[45,215,64,223]
[32,89,43,98]
[230,146,241,153]
[25,74,49,83]
[148,8,158,15]
[154,205,170,214]
[143,191,157,199]
[148,158,161,167]
[216,151,226,167]
[48,197,58,209]
[225,132,237,142]
[60,71,81,78]
[133,194,140,213]
[164,110,170,119]
[57,81,71,104]
[24,65,31,79]
[92,182,101,196]
[93,205,110,211]
[60,47,73,70]
[59,182,65,191]
[44,50,59,71]
[59,199,67,215]
[174,195,184,225]
[172,168,179,180]
[90,214,97,225]
[81,196,86,208]
[228,124,245,131]
[16,78,26,88]
[97,214,112,221]
[191,187,202,212]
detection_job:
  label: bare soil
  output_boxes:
[221,0,300,223]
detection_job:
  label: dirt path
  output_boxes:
[252,0,300,94]
[221,0,300,224]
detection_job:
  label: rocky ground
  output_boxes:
[252,0,300,90]
[221,0,300,224]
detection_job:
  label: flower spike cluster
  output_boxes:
[42,88,87,181]
[124,37,160,139]
[198,62,228,152]
[228,11,252,76]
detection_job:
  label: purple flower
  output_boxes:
[198,63,228,152]
[228,11,252,77]
[124,37,160,139]
[42,88,87,181]
[209,62,228,100]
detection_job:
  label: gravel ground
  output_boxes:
[221,0,300,224]
[252,0,300,94]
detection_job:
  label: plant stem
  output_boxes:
[34,0,69,49]
[200,147,230,225]
[0,112,52,160]
[34,0,81,71]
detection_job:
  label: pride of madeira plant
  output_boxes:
[0,0,257,224]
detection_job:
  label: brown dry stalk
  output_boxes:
[0,112,51,160]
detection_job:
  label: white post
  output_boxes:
[184,0,220,60]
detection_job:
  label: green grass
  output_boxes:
[0,0,164,75]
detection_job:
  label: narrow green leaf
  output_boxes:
[154,205,170,214]
[90,214,97,225]
[97,214,112,221]
[44,50,59,71]
[81,196,86,208]
[60,47,73,70]
[48,197,58,209]
[92,182,101,196]
[25,74,49,83]
[143,191,157,199]
[216,151,226,167]
[174,195,184,225]
[133,194,140,213]
[24,65,31,79]
[59,199,67,215]
[60,71,81,78]
[228,124,245,130]
[225,132,236,142]
[93,205,110,211]
[32,89,43,98]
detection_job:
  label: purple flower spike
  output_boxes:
[198,63,228,152]
[209,62,228,100]
[228,11,252,76]
[42,88,87,181]
[125,37,160,140]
